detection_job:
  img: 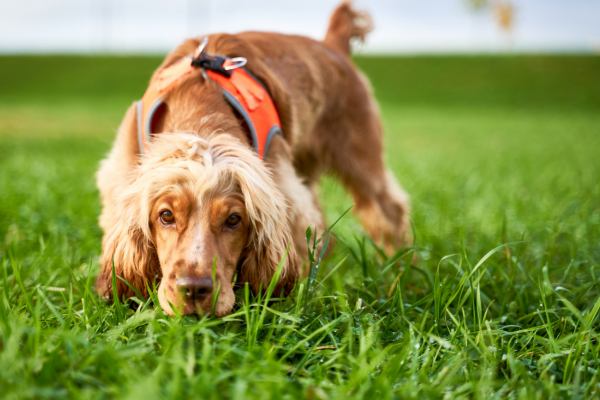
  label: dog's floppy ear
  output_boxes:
[207,136,300,296]
[237,219,300,297]
[96,188,159,301]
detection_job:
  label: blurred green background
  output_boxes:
[2,55,598,259]
[1,54,600,398]
[0,54,598,306]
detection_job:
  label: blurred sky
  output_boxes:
[0,0,598,54]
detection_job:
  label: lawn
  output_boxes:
[0,54,599,399]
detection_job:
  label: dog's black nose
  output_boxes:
[176,277,213,300]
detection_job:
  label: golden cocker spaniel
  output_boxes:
[96,2,410,316]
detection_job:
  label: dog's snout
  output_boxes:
[176,277,213,300]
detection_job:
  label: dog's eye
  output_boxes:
[225,214,241,228]
[160,211,175,225]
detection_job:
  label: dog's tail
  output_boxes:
[323,1,373,55]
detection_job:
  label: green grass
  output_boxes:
[1,54,600,399]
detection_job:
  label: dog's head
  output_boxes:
[98,132,299,316]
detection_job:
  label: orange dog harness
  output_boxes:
[136,39,282,160]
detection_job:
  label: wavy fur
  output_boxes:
[97,133,299,302]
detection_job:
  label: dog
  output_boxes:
[96,2,410,316]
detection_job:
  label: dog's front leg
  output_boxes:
[265,136,327,270]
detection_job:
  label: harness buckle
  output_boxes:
[191,53,231,77]
[191,38,247,77]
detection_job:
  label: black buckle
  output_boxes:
[191,53,232,77]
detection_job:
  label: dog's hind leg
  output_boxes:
[317,94,411,253]
[337,150,411,253]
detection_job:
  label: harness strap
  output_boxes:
[136,48,282,160]
[137,55,196,154]
[205,60,281,159]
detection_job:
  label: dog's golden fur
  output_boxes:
[96,2,410,316]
